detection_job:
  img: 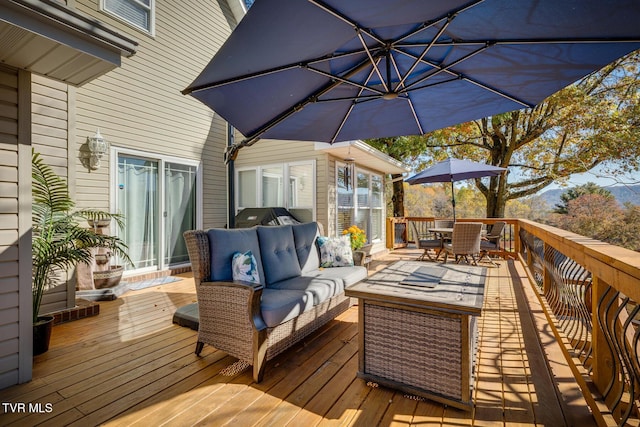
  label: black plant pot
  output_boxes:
[33,316,54,356]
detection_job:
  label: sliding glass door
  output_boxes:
[164,162,197,265]
[115,152,199,273]
[117,156,159,270]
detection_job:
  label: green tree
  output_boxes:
[368,50,640,218]
[553,182,614,214]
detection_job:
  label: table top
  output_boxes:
[429,227,486,236]
[428,227,453,234]
[345,260,486,315]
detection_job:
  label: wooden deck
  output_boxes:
[0,249,596,426]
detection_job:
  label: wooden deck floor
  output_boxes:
[0,249,596,426]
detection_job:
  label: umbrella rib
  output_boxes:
[330,62,382,143]
[396,37,640,50]
[386,51,425,134]
[183,63,300,94]
[388,51,408,93]
[308,0,385,46]
[355,29,388,93]
[400,44,489,92]
[185,47,369,94]
[306,65,385,95]
[396,15,454,90]
[394,0,486,45]
[404,94,425,135]
[237,54,379,146]
[396,45,535,108]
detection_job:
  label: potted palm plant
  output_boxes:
[32,151,130,355]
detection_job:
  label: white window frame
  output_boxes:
[100,0,156,36]
[235,160,316,219]
[110,147,202,276]
[335,163,384,244]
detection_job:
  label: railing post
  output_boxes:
[591,276,619,409]
[386,217,395,249]
[513,220,521,255]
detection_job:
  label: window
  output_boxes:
[337,163,354,236]
[238,169,257,208]
[336,163,384,243]
[102,0,154,34]
[237,161,315,222]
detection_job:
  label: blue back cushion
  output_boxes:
[292,222,320,273]
[257,225,301,285]
[207,228,264,283]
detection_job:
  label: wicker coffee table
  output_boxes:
[345,260,486,410]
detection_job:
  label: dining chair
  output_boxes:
[479,221,506,266]
[442,222,483,265]
[410,221,442,261]
[432,218,454,245]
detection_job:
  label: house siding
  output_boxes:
[236,139,389,250]
[72,0,232,228]
[31,75,75,315]
[235,139,330,231]
[0,66,32,388]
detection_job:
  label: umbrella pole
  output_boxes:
[451,181,456,222]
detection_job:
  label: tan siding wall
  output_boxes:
[6,76,78,320]
[73,0,232,227]
[235,139,331,232]
[32,76,69,175]
[0,65,20,388]
[31,75,74,315]
[0,66,32,388]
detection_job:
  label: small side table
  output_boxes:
[345,261,486,410]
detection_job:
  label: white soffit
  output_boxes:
[315,140,409,175]
[0,0,138,86]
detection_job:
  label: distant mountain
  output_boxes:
[538,185,640,210]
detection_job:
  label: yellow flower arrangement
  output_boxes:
[342,225,367,250]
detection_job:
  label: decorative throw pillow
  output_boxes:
[232,251,261,284]
[317,235,354,267]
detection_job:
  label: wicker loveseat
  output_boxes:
[183,222,367,382]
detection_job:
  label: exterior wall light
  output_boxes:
[88,129,109,170]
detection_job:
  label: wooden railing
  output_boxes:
[388,216,640,426]
[518,219,640,426]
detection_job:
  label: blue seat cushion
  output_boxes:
[292,222,321,274]
[260,288,314,328]
[257,225,301,286]
[310,266,367,288]
[207,228,264,283]
[269,275,342,305]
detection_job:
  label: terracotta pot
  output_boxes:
[33,316,54,356]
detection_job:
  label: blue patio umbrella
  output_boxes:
[405,158,507,220]
[183,0,640,162]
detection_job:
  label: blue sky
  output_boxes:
[543,164,640,192]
